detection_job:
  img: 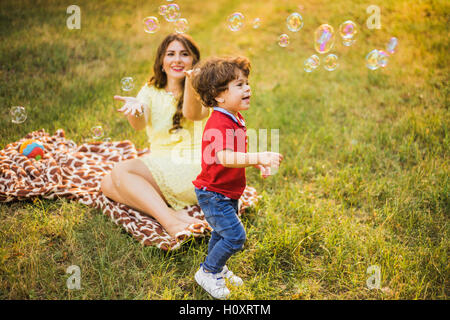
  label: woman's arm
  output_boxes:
[182,70,210,121]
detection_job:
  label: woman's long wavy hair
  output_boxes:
[147,33,201,133]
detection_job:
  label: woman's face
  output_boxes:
[162,40,194,82]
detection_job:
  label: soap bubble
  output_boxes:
[386,37,398,54]
[174,18,189,33]
[366,49,380,70]
[324,54,339,71]
[10,106,27,124]
[286,13,303,32]
[252,18,261,29]
[304,55,320,72]
[158,5,167,15]
[228,12,244,31]
[143,16,160,33]
[165,3,181,22]
[278,34,290,47]
[91,126,104,140]
[339,20,357,39]
[314,24,335,54]
[377,50,389,67]
[121,77,134,91]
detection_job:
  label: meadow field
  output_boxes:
[0,0,448,299]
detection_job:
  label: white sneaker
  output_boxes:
[195,265,230,299]
[221,265,243,287]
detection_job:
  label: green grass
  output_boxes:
[0,0,448,299]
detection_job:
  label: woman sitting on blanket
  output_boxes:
[101,33,211,238]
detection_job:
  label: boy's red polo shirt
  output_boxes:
[193,108,247,199]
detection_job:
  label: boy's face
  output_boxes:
[215,70,251,115]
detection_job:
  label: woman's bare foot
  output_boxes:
[164,218,196,238]
[172,209,208,226]
[162,212,207,238]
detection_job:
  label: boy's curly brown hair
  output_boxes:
[190,56,251,108]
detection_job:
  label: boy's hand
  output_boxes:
[253,164,271,178]
[257,152,284,169]
[114,96,148,117]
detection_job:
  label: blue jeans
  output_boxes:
[195,188,246,274]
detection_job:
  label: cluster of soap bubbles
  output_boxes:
[226,10,306,33]
[223,10,398,73]
[366,37,398,70]
[9,80,137,125]
[302,24,340,72]
[226,11,305,48]
[224,10,397,74]
[303,53,339,73]
[276,12,304,48]
[225,11,347,72]
[143,3,188,34]
[227,13,263,32]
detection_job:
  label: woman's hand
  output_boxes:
[182,68,209,121]
[114,95,148,131]
[114,96,148,117]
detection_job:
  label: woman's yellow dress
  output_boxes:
[136,84,209,210]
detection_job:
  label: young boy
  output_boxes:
[189,56,283,299]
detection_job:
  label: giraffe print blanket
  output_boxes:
[0,129,260,250]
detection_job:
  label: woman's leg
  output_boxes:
[100,158,205,237]
[102,171,206,228]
